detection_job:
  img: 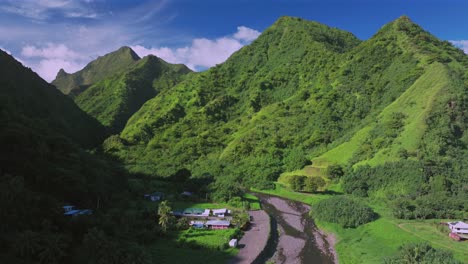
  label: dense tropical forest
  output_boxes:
[1,15,467,263]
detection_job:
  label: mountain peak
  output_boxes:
[56,68,68,78]
[52,46,141,95]
[375,15,423,37]
[116,46,140,61]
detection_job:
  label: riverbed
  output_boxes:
[255,193,337,264]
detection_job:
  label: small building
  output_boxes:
[229,239,238,248]
[202,209,211,217]
[144,192,164,202]
[448,221,468,235]
[212,208,231,218]
[63,205,93,216]
[184,208,205,215]
[181,191,193,197]
[63,205,75,212]
[78,209,93,215]
[190,221,205,229]
[64,209,82,216]
[206,220,230,229]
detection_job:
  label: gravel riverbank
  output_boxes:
[228,210,270,264]
[261,195,337,264]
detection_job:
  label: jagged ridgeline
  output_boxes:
[108,17,466,188]
[52,47,192,134]
[52,46,141,96]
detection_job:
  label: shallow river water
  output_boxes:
[254,193,336,264]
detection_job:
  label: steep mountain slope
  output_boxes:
[0,49,127,262]
[0,50,106,147]
[52,46,140,96]
[108,17,467,193]
[74,54,192,133]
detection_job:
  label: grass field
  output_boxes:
[243,193,261,210]
[253,182,468,263]
[149,228,239,264]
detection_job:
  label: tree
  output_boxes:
[384,242,461,264]
[311,196,377,228]
[158,201,174,233]
[303,177,326,192]
[327,164,344,179]
[231,211,250,228]
[288,175,306,191]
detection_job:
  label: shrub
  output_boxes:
[311,196,377,228]
[384,242,461,264]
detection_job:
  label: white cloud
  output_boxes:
[36,58,85,82]
[234,26,261,42]
[450,40,468,53]
[1,0,176,82]
[21,43,83,60]
[19,43,87,81]
[0,0,99,20]
[131,26,261,71]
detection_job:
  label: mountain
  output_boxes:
[0,50,106,148]
[52,46,140,96]
[0,49,127,262]
[107,16,467,195]
[73,52,192,133]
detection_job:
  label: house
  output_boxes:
[63,205,93,216]
[64,209,82,216]
[144,192,164,202]
[448,221,468,235]
[202,209,211,217]
[184,208,205,215]
[181,191,193,197]
[206,220,230,229]
[78,209,93,215]
[229,239,238,248]
[212,208,231,218]
[190,221,205,229]
[63,205,75,212]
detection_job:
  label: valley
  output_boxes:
[1,14,467,264]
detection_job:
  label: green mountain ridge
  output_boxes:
[73,53,192,133]
[105,16,466,190]
[52,46,141,96]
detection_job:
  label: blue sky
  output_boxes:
[1,0,467,81]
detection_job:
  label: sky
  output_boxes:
[0,0,467,82]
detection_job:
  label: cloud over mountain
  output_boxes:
[131,26,261,70]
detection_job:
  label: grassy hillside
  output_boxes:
[0,50,106,148]
[74,55,192,133]
[52,46,140,95]
[108,16,466,188]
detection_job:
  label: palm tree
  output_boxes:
[157,201,174,233]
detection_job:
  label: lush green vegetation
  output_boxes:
[75,55,191,133]
[107,17,467,209]
[384,242,461,264]
[2,14,468,264]
[311,196,377,228]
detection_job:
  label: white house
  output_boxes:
[448,221,468,234]
[201,209,211,217]
[212,208,230,217]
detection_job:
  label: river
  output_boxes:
[254,193,337,264]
